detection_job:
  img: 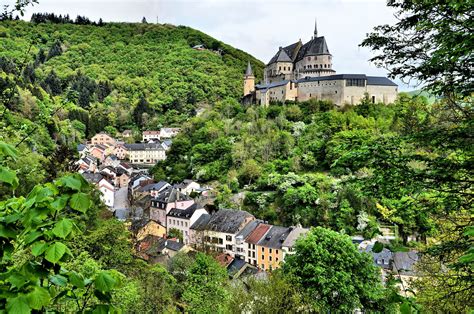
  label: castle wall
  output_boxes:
[297,80,398,106]
[256,81,298,106]
[295,54,334,78]
[266,62,294,83]
[243,76,255,96]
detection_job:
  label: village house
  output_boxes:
[142,130,161,142]
[121,130,133,138]
[82,171,103,185]
[114,144,128,160]
[76,156,97,173]
[166,203,208,245]
[234,220,262,260]
[89,144,107,162]
[189,209,255,256]
[175,179,201,195]
[103,155,120,168]
[131,219,167,241]
[98,177,115,208]
[134,181,171,199]
[160,127,181,139]
[256,225,292,271]
[150,186,195,226]
[91,132,116,146]
[281,226,309,258]
[123,143,166,164]
[77,144,88,158]
[161,139,172,151]
[135,235,188,263]
[244,223,271,267]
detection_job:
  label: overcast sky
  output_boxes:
[14,0,412,90]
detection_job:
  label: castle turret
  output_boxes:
[243,61,255,96]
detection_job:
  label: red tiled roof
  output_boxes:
[246,223,271,244]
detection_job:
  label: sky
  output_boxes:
[13,0,412,90]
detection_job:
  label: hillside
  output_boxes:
[0,19,264,135]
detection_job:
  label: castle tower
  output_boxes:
[314,18,318,37]
[243,61,255,96]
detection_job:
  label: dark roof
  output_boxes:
[267,48,292,65]
[367,76,398,86]
[364,245,393,269]
[246,223,271,244]
[137,235,184,257]
[167,203,203,219]
[282,227,309,248]
[154,186,192,203]
[236,220,263,240]
[227,258,247,276]
[257,226,292,249]
[123,143,164,151]
[392,251,419,274]
[82,172,103,184]
[201,209,254,234]
[295,36,330,62]
[190,213,211,230]
[297,74,397,87]
[77,144,86,152]
[137,181,170,193]
[245,61,254,76]
[255,80,293,91]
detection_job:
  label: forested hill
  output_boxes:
[0,19,264,134]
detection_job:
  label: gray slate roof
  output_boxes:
[77,144,86,152]
[364,245,393,269]
[257,225,292,249]
[124,143,164,151]
[282,227,309,248]
[392,251,419,275]
[167,203,203,219]
[190,213,211,231]
[268,48,292,65]
[236,220,263,240]
[255,79,294,92]
[297,74,397,86]
[198,209,254,234]
[245,61,254,76]
[295,36,330,62]
[154,186,192,203]
[82,172,103,184]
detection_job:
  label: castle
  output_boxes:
[243,20,398,106]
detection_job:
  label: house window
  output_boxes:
[261,264,265,269]
[248,251,251,257]
[276,249,279,255]
[269,256,272,262]
[261,247,265,253]
[261,255,265,260]
[226,235,232,241]
[226,244,233,250]
[248,243,251,249]
[219,238,223,245]
[269,248,272,254]
[372,96,376,103]
[252,244,255,250]
[252,252,255,258]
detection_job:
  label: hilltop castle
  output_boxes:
[243,20,398,106]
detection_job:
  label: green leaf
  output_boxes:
[57,175,82,191]
[399,301,412,314]
[6,273,28,289]
[92,304,112,314]
[26,286,50,310]
[45,242,67,263]
[94,272,117,292]
[24,231,42,245]
[0,166,19,189]
[69,192,91,213]
[68,272,85,289]
[49,274,68,287]
[6,295,31,314]
[31,241,49,257]
[0,142,18,160]
[50,195,69,211]
[0,224,17,239]
[52,219,73,239]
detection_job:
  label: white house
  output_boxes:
[98,178,115,208]
[166,204,208,245]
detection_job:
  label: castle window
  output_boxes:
[307,56,311,61]
[279,66,281,71]
[320,64,323,68]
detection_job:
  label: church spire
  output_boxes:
[245,61,254,77]
[314,18,318,37]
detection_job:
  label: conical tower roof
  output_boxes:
[245,61,254,77]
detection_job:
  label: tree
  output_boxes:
[141,16,147,24]
[361,0,473,99]
[282,227,388,312]
[0,142,122,313]
[181,253,230,313]
[168,227,183,242]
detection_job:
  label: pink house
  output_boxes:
[150,186,194,226]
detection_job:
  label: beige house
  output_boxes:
[91,132,116,146]
[142,130,161,142]
[123,143,166,164]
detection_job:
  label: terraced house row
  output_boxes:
[188,209,309,271]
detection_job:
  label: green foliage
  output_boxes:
[283,227,387,312]
[181,253,230,313]
[0,142,122,312]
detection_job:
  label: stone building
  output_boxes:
[243,19,398,107]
